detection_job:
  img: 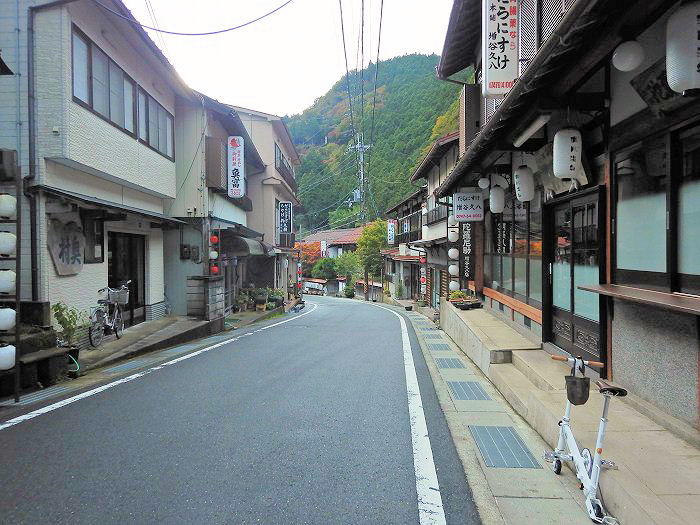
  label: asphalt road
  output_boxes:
[0,296,479,524]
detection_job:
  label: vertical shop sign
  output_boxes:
[482,0,519,97]
[227,136,245,198]
[279,201,293,233]
[387,220,396,244]
[459,222,475,285]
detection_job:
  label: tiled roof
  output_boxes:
[300,228,357,244]
[330,226,364,245]
[303,278,328,284]
[392,255,421,262]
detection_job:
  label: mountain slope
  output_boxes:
[284,54,459,233]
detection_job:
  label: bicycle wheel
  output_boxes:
[88,310,105,347]
[114,305,124,339]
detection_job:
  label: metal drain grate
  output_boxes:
[468,426,541,468]
[448,381,491,400]
[418,326,437,331]
[424,333,444,339]
[159,343,201,356]
[435,357,465,369]
[427,342,452,352]
[103,359,150,374]
[0,385,75,406]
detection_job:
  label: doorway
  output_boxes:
[544,187,605,364]
[108,232,146,326]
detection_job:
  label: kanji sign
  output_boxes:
[47,213,85,276]
[227,136,245,198]
[454,190,484,222]
[387,220,396,244]
[459,222,475,283]
[482,0,519,97]
[279,201,293,234]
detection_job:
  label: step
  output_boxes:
[511,350,567,392]
[489,363,533,418]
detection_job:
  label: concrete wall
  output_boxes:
[172,99,206,218]
[612,300,699,428]
[163,225,204,316]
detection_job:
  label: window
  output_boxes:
[679,128,700,293]
[72,32,89,103]
[71,26,172,159]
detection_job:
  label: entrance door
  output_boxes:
[108,232,146,326]
[545,188,605,364]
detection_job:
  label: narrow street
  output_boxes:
[0,297,479,524]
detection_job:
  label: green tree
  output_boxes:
[335,251,361,281]
[311,257,337,280]
[356,220,388,300]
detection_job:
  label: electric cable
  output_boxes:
[92,0,294,36]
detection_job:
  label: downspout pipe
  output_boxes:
[26,0,79,302]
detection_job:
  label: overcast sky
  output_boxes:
[121,0,453,117]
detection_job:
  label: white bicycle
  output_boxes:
[544,354,627,524]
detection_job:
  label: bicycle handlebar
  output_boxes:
[551,354,604,368]
[98,280,131,294]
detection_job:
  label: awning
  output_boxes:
[29,184,185,224]
[210,215,263,239]
[228,236,269,256]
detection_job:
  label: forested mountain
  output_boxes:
[284,54,461,234]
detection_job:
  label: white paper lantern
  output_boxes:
[667,1,700,95]
[477,177,490,189]
[209,250,219,260]
[447,215,457,227]
[0,308,16,331]
[0,270,16,294]
[612,41,645,72]
[0,194,17,220]
[489,186,505,213]
[514,165,535,202]
[553,128,582,179]
[448,248,459,260]
[493,174,509,189]
[0,232,16,257]
[448,264,459,276]
[448,280,460,292]
[447,229,459,242]
[0,344,15,371]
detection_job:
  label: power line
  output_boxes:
[296,156,357,197]
[365,0,384,221]
[337,0,357,141]
[144,0,169,54]
[92,0,294,36]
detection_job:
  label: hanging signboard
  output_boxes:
[47,213,85,276]
[420,266,427,295]
[227,136,245,198]
[459,222,475,284]
[387,220,396,245]
[454,189,484,222]
[482,0,519,97]
[320,240,327,257]
[279,201,293,234]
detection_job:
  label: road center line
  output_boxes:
[0,302,319,432]
[372,303,446,525]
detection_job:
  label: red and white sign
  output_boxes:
[482,0,519,97]
[227,136,245,198]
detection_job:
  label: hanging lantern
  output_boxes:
[209,234,219,244]
[667,1,700,95]
[0,308,16,331]
[0,343,15,371]
[447,230,459,242]
[420,276,426,284]
[514,165,535,202]
[489,186,505,213]
[612,40,645,72]
[478,177,490,189]
[448,264,459,276]
[0,194,17,220]
[210,265,220,275]
[209,250,219,260]
[0,232,16,257]
[0,270,15,294]
[447,215,457,227]
[448,280,459,292]
[553,128,582,179]
[448,248,459,260]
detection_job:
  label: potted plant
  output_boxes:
[52,302,85,349]
[235,293,248,313]
[253,288,269,305]
[417,299,427,307]
[449,290,469,303]
[269,288,285,308]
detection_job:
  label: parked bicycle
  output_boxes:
[544,355,626,524]
[88,280,131,347]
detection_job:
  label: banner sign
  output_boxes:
[460,222,475,284]
[279,201,293,234]
[227,136,245,198]
[482,0,519,97]
[454,189,484,222]
[387,220,396,244]
[420,266,427,295]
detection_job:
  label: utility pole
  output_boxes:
[347,133,371,225]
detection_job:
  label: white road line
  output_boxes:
[372,303,446,525]
[0,302,319,432]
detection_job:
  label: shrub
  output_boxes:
[52,302,85,346]
[396,282,404,299]
[344,280,356,298]
[449,290,469,300]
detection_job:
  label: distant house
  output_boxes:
[301,226,364,258]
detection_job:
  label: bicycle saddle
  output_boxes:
[596,379,627,397]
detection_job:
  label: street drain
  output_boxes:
[468,425,541,468]
[435,357,465,369]
[424,333,444,339]
[427,342,451,352]
[448,381,491,400]
[0,385,75,406]
[103,359,150,374]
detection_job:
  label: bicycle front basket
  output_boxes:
[565,375,590,405]
[109,289,130,305]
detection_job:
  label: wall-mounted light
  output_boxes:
[667,1,700,95]
[612,40,645,72]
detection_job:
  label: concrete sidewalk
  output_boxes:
[435,301,700,525]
